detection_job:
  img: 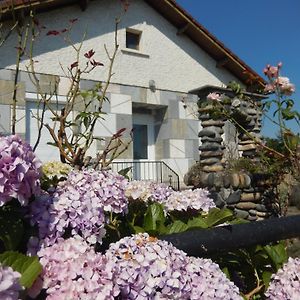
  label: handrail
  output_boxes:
[111,160,180,190]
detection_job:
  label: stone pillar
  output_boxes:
[184,85,275,220]
[198,104,225,173]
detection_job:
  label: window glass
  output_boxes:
[133,124,148,159]
[126,30,140,50]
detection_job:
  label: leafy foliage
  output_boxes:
[0,251,42,288]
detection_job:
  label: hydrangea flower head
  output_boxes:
[125,180,172,203]
[105,233,241,299]
[187,257,242,300]
[29,169,128,249]
[0,135,42,206]
[265,257,300,299]
[0,264,22,300]
[161,188,215,212]
[105,233,191,299]
[35,237,116,299]
[42,161,72,180]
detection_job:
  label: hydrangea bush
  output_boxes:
[265,257,300,299]
[0,264,22,300]
[0,134,296,299]
[28,169,128,249]
[0,135,42,206]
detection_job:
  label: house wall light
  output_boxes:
[149,79,156,92]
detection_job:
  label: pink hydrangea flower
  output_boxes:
[35,237,116,299]
[0,135,42,206]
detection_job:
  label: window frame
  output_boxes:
[125,28,142,51]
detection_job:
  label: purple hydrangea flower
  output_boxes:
[0,264,22,300]
[28,169,128,250]
[0,135,42,206]
[265,257,300,299]
[105,233,241,299]
[34,237,116,299]
[187,256,242,299]
[105,233,191,299]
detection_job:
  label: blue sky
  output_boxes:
[176,0,300,138]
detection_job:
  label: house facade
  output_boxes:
[0,0,264,185]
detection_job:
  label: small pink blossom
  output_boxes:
[207,92,223,101]
[276,76,295,95]
[263,63,281,78]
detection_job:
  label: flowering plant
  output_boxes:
[265,257,300,299]
[0,135,42,206]
[0,264,22,300]
[28,169,128,250]
[32,237,116,300]
[105,233,242,300]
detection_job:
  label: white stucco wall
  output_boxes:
[0,0,241,93]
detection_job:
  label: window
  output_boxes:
[126,29,141,50]
[133,124,148,159]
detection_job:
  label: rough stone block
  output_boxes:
[39,74,60,94]
[110,93,132,115]
[169,139,185,158]
[168,100,179,119]
[147,89,161,105]
[116,114,133,137]
[186,119,199,137]
[160,90,177,105]
[0,68,14,80]
[120,85,147,103]
[0,104,10,133]
[0,80,25,105]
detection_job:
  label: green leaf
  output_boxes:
[187,216,208,229]
[262,270,273,287]
[264,242,288,269]
[165,220,188,234]
[46,142,58,147]
[0,207,24,250]
[0,251,42,288]
[143,203,165,233]
[118,167,132,179]
[133,226,145,233]
[204,208,234,228]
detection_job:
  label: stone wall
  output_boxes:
[185,85,277,220]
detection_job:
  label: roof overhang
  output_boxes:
[144,0,266,92]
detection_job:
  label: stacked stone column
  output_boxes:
[184,86,275,220]
[198,104,225,173]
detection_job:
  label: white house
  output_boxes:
[0,0,264,187]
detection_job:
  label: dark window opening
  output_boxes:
[126,30,141,50]
[133,124,148,159]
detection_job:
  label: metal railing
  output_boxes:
[111,160,180,190]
